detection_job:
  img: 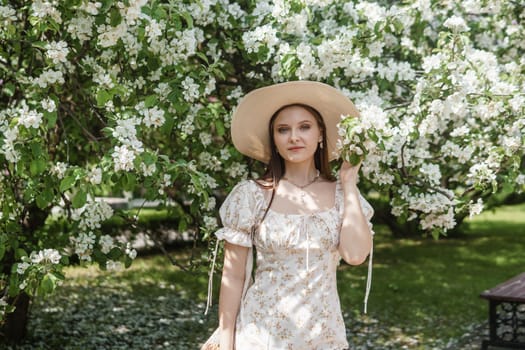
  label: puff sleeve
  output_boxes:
[214,180,261,247]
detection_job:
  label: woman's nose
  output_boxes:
[290,129,299,142]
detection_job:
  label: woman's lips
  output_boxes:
[288,146,304,151]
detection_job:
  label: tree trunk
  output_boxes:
[2,292,30,344]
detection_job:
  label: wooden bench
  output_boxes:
[480,272,525,349]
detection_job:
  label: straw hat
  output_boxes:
[231,80,360,164]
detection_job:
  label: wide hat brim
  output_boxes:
[231,80,360,164]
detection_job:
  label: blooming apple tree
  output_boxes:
[0,0,246,334]
[236,0,525,236]
[0,0,524,337]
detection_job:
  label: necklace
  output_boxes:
[282,170,320,189]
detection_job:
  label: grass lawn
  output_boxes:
[9,203,525,349]
[338,203,525,348]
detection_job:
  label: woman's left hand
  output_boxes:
[340,161,361,190]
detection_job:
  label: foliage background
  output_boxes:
[0,0,523,335]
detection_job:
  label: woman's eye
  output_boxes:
[300,124,311,130]
[277,127,289,133]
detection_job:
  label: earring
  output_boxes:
[319,141,323,149]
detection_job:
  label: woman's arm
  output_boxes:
[219,242,249,350]
[338,161,373,265]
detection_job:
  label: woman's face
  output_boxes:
[272,105,322,164]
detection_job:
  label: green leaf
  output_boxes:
[109,7,122,26]
[215,120,225,136]
[36,188,54,209]
[196,52,209,64]
[0,243,5,261]
[144,95,158,108]
[142,152,156,165]
[32,41,48,50]
[368,130,379,143]
[15,248,27,260]
[3,82,16,97]
[30,159,47,176]
[178,218,187,233]
[8,274,20,297]
[181,12,194,28]
[72,189,87,209]
[31,142,42,157]
[59,176,76,192]
[39,273,56,295]
[108,247,122,260]
[348,152,362,166]
[60,255,69,266]
[45,110,58,128]
[92,250,107,265]
[124,173,136,189]
[96,89,112,107]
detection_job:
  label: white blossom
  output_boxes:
[71,232,96,261]
[422,53,445,73]
[181,77,200,102]
[140,162,156,177]
[355,2,387,29]
[1,126,20,163]
[99,235,114,254]
[45,41,69,64]
[199,132,212,147]
[420,207,456,231]
[201,197,216,211]
[88,167,102,185]
[468,198,484,218]
[31,0,62,23]
[220,148,231,160]
[17,262,31,274]
[50,162,68,179]
[199,152,222,171]
[18,109,43,129]
[97,23,128,48]
[443,15,469,33]
[33,69,65,88]
[242,24,279,58]
[420,163,442,186]
[80,1,102,15]
[106,260,123,271]
[204,77,216,96]
[145,19,164,43]
[226,162,247,178]
[41,98,56,112]
[125,243,137,259]
[0,5,17,22]
[141,106,165,128]
[73,200,114,231]
[30,249,61,265]
[112,145,136,172]
[467,162,497,186]
[203,215,218,231]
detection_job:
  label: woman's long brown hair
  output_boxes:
[256,103,335,190]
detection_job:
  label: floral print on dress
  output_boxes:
[215,178,374,350]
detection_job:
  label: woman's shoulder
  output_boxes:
[229,179,268,200]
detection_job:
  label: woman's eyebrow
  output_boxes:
[275,120,313,127]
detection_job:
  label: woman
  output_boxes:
[210,81,374,349]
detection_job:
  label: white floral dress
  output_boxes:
[215,179,374,350]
